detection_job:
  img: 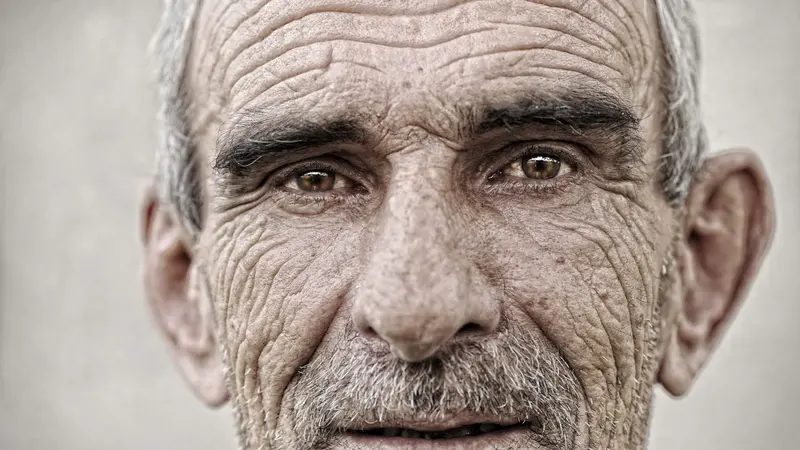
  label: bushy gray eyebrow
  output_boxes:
[214,88,643,183]
[214,118,365,178]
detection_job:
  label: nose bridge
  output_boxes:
[352,172,500,361]
[367,175,461,310]
[384,177,455,288]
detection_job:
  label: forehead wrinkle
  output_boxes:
[518,0,629,53]
[607,0,663,165]
[193,0,258,99]
[517,0,661,137]
[201,0,467,96]
[526,0,657,96]
[197,0,654,94]
[224,28,502,102]
[193,0,241,62]
[225,45,335,113]
[219,15,498,94]
[600,0,661,98]
[228,39,626,116]
[192,0,269,108]
[432,40,625,78]
[227,1,625,69]
[478,64,629,95]
[230,39,632,124]
[189,0,665,164]
[592,0,645,75]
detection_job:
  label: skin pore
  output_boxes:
[141,1,775,449]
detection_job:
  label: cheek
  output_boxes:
[478,193,667,441]
[204,208,363,435]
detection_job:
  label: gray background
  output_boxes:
[1,0,798,449]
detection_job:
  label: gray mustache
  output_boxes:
[292,327,581,449]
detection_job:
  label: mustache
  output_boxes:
[291,324,582,449]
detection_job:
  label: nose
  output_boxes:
[351,180,500,362]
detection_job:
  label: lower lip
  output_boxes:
[338,426,546,449]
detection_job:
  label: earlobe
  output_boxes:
[140,185,229,407]
[659,150,775,397]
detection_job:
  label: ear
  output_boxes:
[140,183,229,407]
[659,150,775,396]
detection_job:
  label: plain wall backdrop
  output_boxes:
[1,0,798,449]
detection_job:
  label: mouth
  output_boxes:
[353,422,525,440]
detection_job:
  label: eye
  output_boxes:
[285,169,354,192]
[503,154,573,180]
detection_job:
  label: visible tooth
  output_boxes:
[479,423,501,434]
[383,428,400,437]
[423,433,434,440]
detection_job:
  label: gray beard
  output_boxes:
[222,250,674,450]
[291,322,582,449]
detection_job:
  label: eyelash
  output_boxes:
[267,159,366,204]
[264,142,581,204]
[484,144,581,195]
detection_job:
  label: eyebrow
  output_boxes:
[476,91,639,134]
[472,90,644,165]
[214,90,644,181]
[214,117,366,178]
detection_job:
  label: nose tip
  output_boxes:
[355,313,498,362]
[350,179,501,362]
[389,338,440,363]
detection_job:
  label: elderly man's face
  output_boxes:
[141,0,774,449]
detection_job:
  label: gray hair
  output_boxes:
[152,0,202,235]
[152,0,707,236]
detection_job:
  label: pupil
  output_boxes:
[297,171,334,191]
[523,155,560,179]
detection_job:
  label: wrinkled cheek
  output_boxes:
[489,197,664,449]
[203,212,363,446]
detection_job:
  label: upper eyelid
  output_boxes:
[265,142,581,188]
[273,162,381,201]
[268,158,358,187]
[494,142,582,173]
[512,143,578,160]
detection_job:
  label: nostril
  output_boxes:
[457,322,484,335]
[353,309,382,341]
[360,325,380,340]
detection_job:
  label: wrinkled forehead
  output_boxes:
[187,0,661,132]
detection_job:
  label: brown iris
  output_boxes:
[296,170,335,192]
[522,155,561,179]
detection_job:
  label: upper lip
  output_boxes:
[350,415,524,432]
